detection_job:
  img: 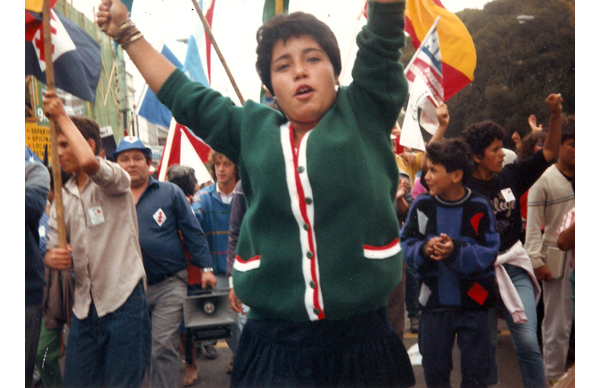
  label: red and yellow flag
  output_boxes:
[404,0,476,100]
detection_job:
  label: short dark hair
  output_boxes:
[461,120,505,158]
[256,11,341,95]
[58,116,102,155]
[561,115,575,143]
[426,138,474,183]
[167,165,197,197]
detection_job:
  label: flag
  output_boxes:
[260,0,289,101]
[137,45,184,128]
[25,0,54,13]
[262,0,289,21]
[26,145,43,163]
[400,75,437,151]
[405,17,443,103]
[404,0,476,100]
[204,0,216,84]
[25,5,101,103]
[157,119,213,185]
[183,35,210,87]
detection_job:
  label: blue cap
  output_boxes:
[113,136,152,160]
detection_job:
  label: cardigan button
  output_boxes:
[303,223,310,231]
[313,308,321,316]
[310,281,316,289]
[306,251,313,259]
[297,166,305,173]
[305,197,313,205]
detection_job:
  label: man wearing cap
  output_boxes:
[114,136,216,388]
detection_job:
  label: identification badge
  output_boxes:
[153,208,167,226]
[88,206,105,225]
[501,188,516,202]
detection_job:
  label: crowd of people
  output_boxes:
[24,0,574,387]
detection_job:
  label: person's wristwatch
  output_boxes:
[202,267,214,273]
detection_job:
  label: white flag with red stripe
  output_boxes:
[405,17,444,103]
[157,119,213,185]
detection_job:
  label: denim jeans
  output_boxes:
[420,309,490,388]
[488,264,545,388]
[63,281,151,388]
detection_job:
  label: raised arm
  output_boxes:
[43,91,99,175]
[96,0,176,94]
[542,93,563,162]
[428,103,449,144]
[420,103,449,172]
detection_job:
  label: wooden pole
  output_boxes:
[190,0,245,105]
[42,0,68,249]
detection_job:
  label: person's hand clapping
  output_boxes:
[396,177,410,200]
[528,114,542,133]
[425,234,453,261]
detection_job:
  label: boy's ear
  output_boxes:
[451,169,463,184]
[87,139,96,154]
[473,154,482,164]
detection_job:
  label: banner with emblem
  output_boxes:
[25,4,102,102]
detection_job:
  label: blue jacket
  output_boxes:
[193,183,232,274]
[400,189,500,311]
[25,160,49,306]
[137,177,212,284]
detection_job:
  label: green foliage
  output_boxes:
[442,0,574,147]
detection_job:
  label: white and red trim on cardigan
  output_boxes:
[363,238,401,259]
[233,255,261,272]
[280,123,325,321]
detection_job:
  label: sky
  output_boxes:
[69,0,494,105]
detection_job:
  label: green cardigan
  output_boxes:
[157,1,408,321]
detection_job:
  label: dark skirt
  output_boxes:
[230,308,415,388]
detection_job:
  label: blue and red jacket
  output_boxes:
[193,183,232,274]
[400,189,500,311]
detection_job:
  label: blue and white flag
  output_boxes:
[25,9,102,103]
[137,45,184,128]
[183,35,210,87]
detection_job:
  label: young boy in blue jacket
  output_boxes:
[400,138,500,388]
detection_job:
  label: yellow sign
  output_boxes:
[25,122,51,163]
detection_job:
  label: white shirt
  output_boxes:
[216,183,234,205]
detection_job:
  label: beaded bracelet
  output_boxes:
[122,31,143,49]
[114,19,143,49]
